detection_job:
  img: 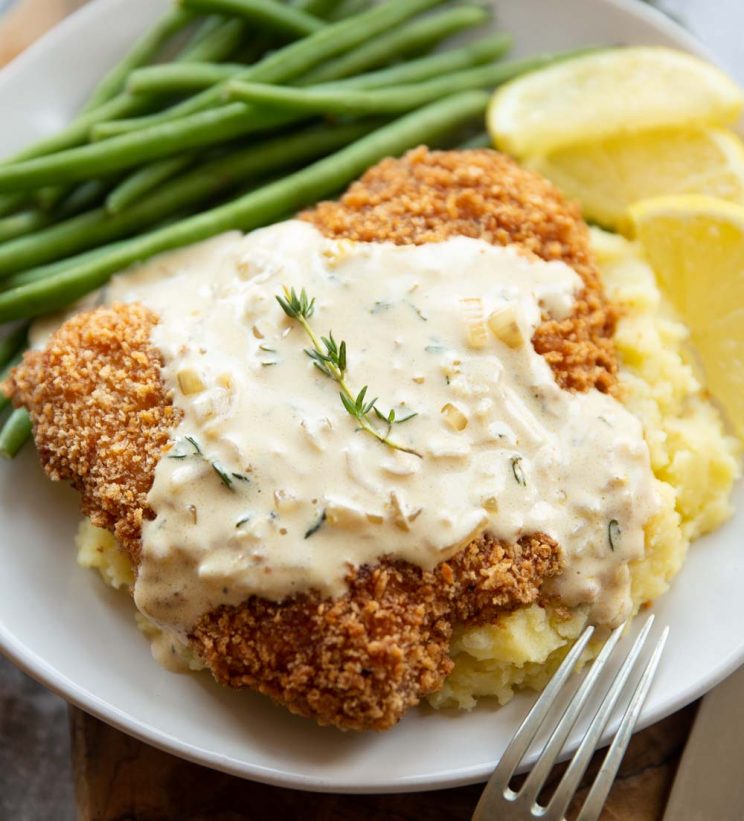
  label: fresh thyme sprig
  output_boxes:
[276,286,421,457]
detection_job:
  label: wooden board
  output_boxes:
[69,704,697,820]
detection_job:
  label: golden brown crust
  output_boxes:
[302,147,617,393]
[6,304,179,562]
[5,148,615,730]
[192,533,560,731]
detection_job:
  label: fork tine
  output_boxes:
[544,615,656,821]
[516,622,626,808]
[471,625,595,819]
[575,626,669,821]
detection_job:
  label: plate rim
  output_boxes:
[0,0,739,795]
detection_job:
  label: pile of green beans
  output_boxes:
[0,0,592,457]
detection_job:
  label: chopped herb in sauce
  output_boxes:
[511,456,526,486]
[304,509,327,539]
[608,519,621,551]
[406,301,428,321]
[185,436,202,456]
[212,462,235,490]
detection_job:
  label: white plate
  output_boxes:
[0,0,741,795]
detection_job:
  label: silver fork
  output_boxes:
[472,616,669,821]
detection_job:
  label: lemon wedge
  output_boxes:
[631,195,744,437]
[488,47,744,158]
[528,128,744,232]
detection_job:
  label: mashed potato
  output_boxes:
[76,228,741,706]
[428,229,741,709]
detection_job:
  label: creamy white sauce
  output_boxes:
[103,221,659,639]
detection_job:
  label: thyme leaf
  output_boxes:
[373,406,418,437]
[172,436,247,492]
[304,509,327,539]
[212,462,234,490]
[275,287,315,320]
[185,436,202,456]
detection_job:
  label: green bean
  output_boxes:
[183,0,335,59]
[459,131,492,149]
[6,93,150,164]
[58,38,516,190]
[89,0,447,136]
[203,0,448,84]
[178,17,249,62]
[0,122,375,275]
[59,180,112,217]
[0,352,23,414]
[13,182,110,240]
[0,103,286,192]
[0,324,28,368]
[0,92,486,321]
[0,194,28,218]
[106,155,195,214]
[181,0,324,37]
[297,0,346,17]
[228,52,569,115]
[178,16,226,58]
[0,408,32,459]
[36,186,68,212]
[329,0,369,20]
[336,33,513,90]
[56,43,526,188]
[1,248,115,293]
[0,211,51,243]
[128,62,245,95]
[300,5,490,85]
[80,9,196,114]
[1,12,246,167]
[10,181,112,238]
[2,14,228,165]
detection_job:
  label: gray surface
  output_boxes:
[0,1,740,820]
[0,657,74,821]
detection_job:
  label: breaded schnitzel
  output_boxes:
[6,148,617,731]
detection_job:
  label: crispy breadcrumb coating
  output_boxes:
[195,534,560,731]
[6,148,615,730]
[7,304,178,562]
[302,147,617,393]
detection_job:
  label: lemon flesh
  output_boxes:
[631,195,744,437]
[488,47,744,158]
[528,129,744,232]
